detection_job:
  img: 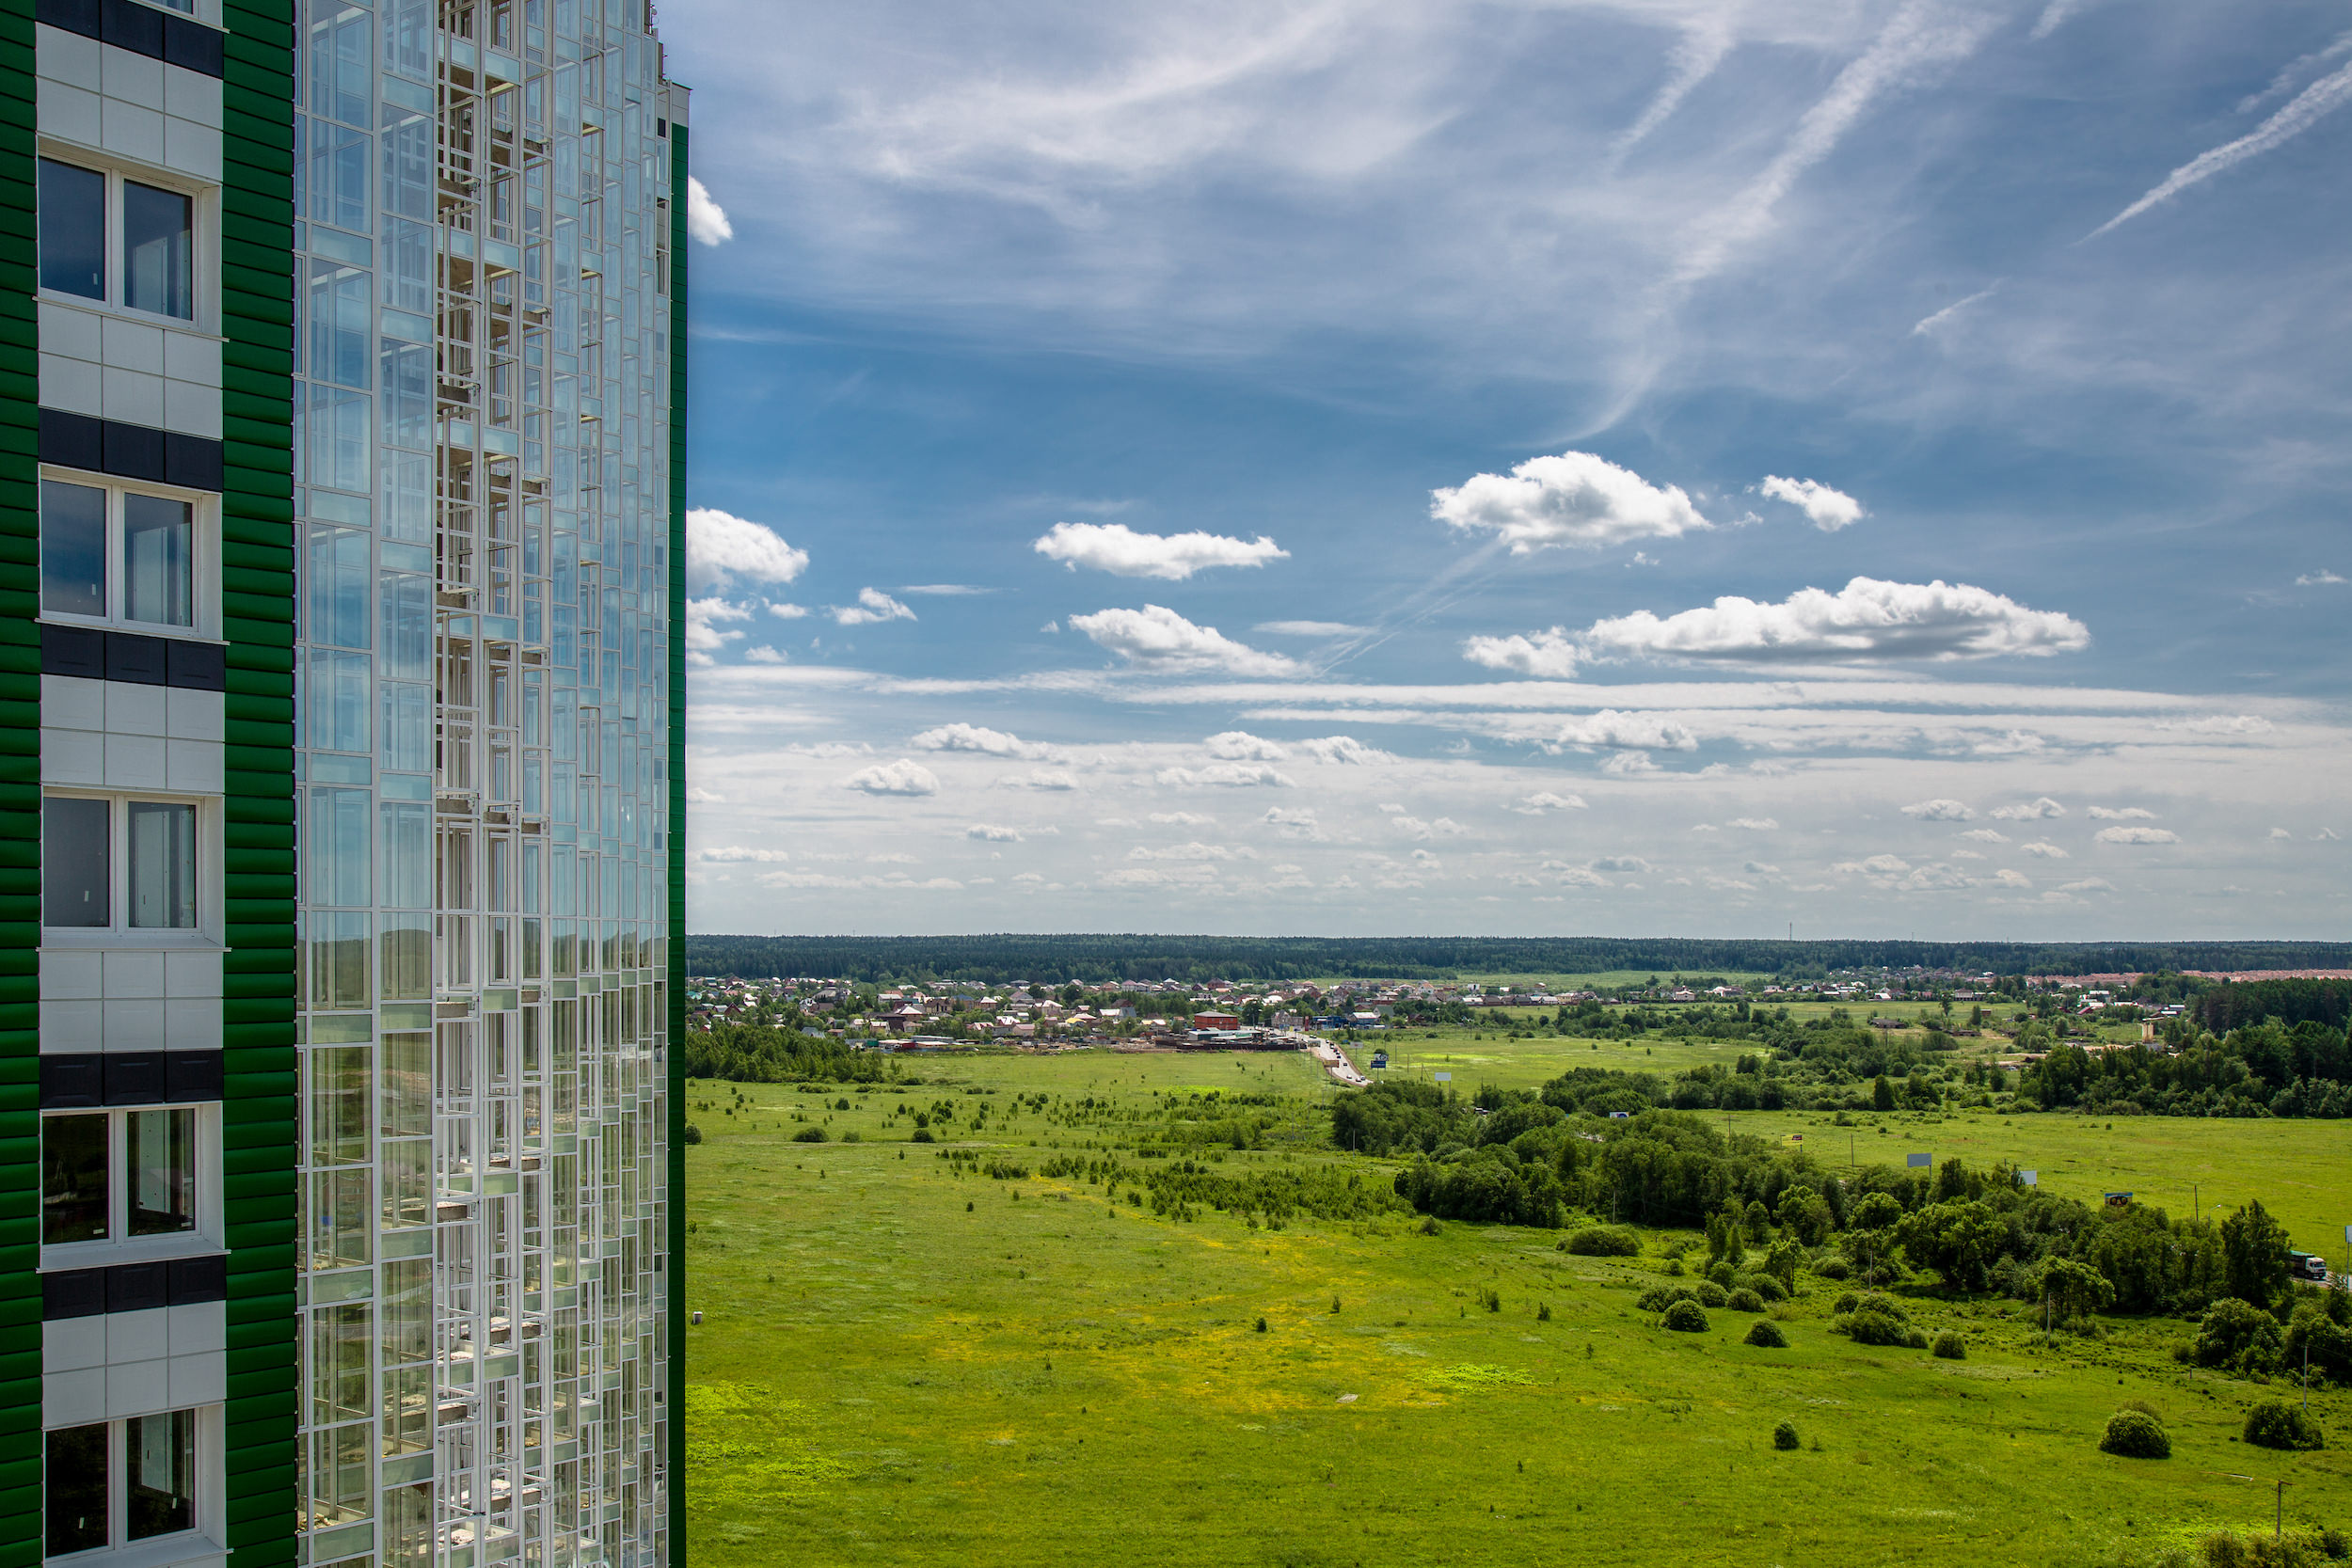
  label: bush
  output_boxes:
[2243,1400,2325,1451]
[1746,1275,1788,1303]
[1636,1284,1696,1313]
[1727,1289,1764,1313]
[2198,1298,2286,1375]
[910,1127,935,1143]
[1843,1309,1910,1347]
[1834,1292,1860,1316]
[792,1126,828,1143]
[1772,1419,1800,1449]
[1565,1226,1641,1257]
[2202,1528,2343,1567]
[1905,1329,1931,1351]
[682,1124,703,1146]
[1693,1280,1729,1308]
[2101,1408,2171,1459]
[1746,1320,1788,1349]
[1931,1330,1966,1360]
[1661,1300,1709,1333]
[1813,1254,1852,1281]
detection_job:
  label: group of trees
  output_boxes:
[2020,1014,2352,1118]
[683,1022,898,1085]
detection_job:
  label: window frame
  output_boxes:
[41,791,224,949]
[35,145,220,336]
[37,468,223,643]
[38,1101,224,1269]
[42,1405,223,1565]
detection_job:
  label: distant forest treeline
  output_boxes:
[682,934,2352,985]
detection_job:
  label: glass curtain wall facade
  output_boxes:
[11,0,687,1565]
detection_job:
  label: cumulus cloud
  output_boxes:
[2269,827,2294,841]
[1577,578,2090,664]
[2095,826,2181,845]
[685,176,733,245]
[843,759,941,797]
[1834,853,1912,876]
[1262,807,1325,840]
[1991,868,2033,889]
[2021,840,2069,859]
[1257,620,1367,637]
[1511,791,1588,814]
[1901,799,1975,821]
[1299,736,1393,765]
[1556,710,1698,752]
[1758,476,1866,531]
[966,824,1025,842]
[1149,811,1216,827]
[1430,451,1710,554]
[1590,856,1653,874]
[2087,806,2157,821]
[1991,797,2068,821]
[1069,606,1303,676]
[685,597,753,665]
[686,508,808,594]
[2060,878,2116,894]
[1553,865,1610,888]
[1206,731,1288,761]
[1390,816,1466,841]
[1156,762,1295,788]
[698,846,790,863]
[2298,570,2347,587]
[1034,521,1287,579]
[1463,627,1582,678]
[1960,828,2010,843]
[1725,816,1779,831]
[999,769,1079,791]
[911,722,1064,762]
[1600,751,1661,777]
[833,587,917,626]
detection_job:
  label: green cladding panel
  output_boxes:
[0,2,42,1563]
[219,0,300,1560]
[666,119,691,1561]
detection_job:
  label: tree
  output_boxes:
[2220,1200,2292,1312]
[1872,1075,1897,1112]
[2030,1256,2116,1324]
[1777,1186,1833,1247]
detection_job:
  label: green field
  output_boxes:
[685,1050,2352,1567]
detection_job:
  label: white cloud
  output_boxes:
[685,597,754,665]
[1991,868,2033,889]
[1744,861,1780,875]
[1834,853,1912,876]
[1257,620,1367,637]
[1000,769,1079,791]
[767,602,809,620]
[1128,841,1243,862]
[833,587,917,626]
[2095,826,2181,845]
[1206,731,1288,761]
[1991,797,2068,821]
[1299,736,1393,765]
[1911,283,2002,337]
[1390,816,1466,842]
[698,846,790,863]
[1511,791,1587,815]
[899,583,993,596]
[911,722,1064,761]
[1959,828,2010,843]
[686,508,808,594]
[744,646,787,664]
[2059,878,2116,894]
[966,824,1025,842]
[1600,750,1661,777]
[685,176,734,245]
[1590,856,1653,874]
[1725,816,1779,831]
[2020,840,2069,859]
[1901,799,1974,821]
[1149,811,1216,828]
[1463,627,1581,679]
[2295,570,2345,587]
[1577,578,2090,664]
[1262,807,1324,840]
[843,759,941,797]
[1034,521,1287,579]
[1070,605,1302,675]
[2090,57,2352,239]
[2269,827,2294,840]
[1758,476,1866,531]
[1553,865,1610,888]
[1156,762,1295,788]
[2087,806,2156,821]
[1557,710,1698,752]
[1431,451,1709,554]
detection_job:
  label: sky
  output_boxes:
[656,0,2352,942]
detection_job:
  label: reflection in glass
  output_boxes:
[128,1108,197,1237]
[122,181,193,319]
[40,1112,110,1244]
[40,480,106,618]
[42,796,109,927]
[37,159,104,300]
[123,494,194,626]
[128,801,198,928]
[126,1410,195,1540]
[44,1423,108,1557]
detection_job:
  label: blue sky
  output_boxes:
[659,0,2352,940]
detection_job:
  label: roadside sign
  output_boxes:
[2019,1170,2038,1186]
[2344,1225,2350,1245]
[1433,1071,1451,1082]
[1788,1133,1804,1144]
[2105,1191,2133,1208]
[1906,1152,1931,1168]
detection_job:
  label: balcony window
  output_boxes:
[45,1410,201,1559]
[40,478,210,637]
[44,795,209,939]
[39,158,200,324]
[40,1108,199,1247]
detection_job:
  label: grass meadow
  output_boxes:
[684,1049,2352,1567]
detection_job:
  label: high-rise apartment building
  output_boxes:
[10,3,688,1568]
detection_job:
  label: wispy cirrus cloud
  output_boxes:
[2090,56,2352,238]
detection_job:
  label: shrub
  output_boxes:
[1565,1227,1641,1257]
[1746,1275,1788,1303]
[1480,1287,1502,1313]
[1931,1330,1965,1360]
[2197,1298,2286,1375]
[910,1127,935,1143]
[1661,1300,1709,1333]
[1814,1256,1851,1281]
[1843,1309,1910,1347]
[1664,1258,1686,1276]
[2101,1408,2171,1459]
[1833,1292,1860,1316]
[1636,1284,1696,1313]
[1693,1280,1729,1308]
[682,1124,703,1146]
[2243,1400,2325,1451]
[2202,1529,2338,1568]
[1905,1329,1931,1351]
[1707,1260,1738,1289]
[1745,1320,1788,1349]
[1255,1317,1268,1333]
[792,1126,828,1144]
[1727,1289,1765,1313]
[1772,1419,1800,1450]
[840,1130,862,1143]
